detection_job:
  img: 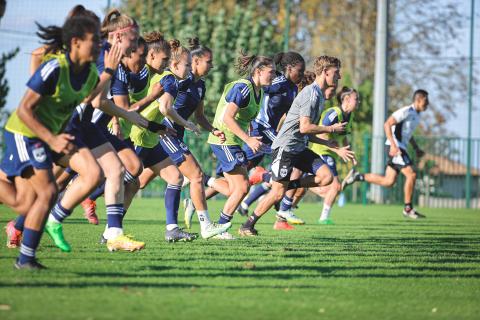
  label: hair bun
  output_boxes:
[169,39,181,50]
[143,31,164,43]
[188,37,200,50]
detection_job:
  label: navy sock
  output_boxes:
[279,196,293,211]
[106,203,124,228]
[218,211,233,224]
[88,181,105,201]
[51,202,72,223]
[18,228,43,264]
[124,170,137,185]
[243,213,260,228]
[14,215,26,231]
[244,183,270,206]
[404,203,412,212]
[165,184,181,225]
[262,172,272,183]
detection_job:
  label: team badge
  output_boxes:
[280,166,288,178]
[179,142,189,151]
[236,152,245,162]
[326,156,335,166]
[32,144,47,163]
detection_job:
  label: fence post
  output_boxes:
[362,133,370,205]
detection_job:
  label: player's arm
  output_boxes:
[30,46,48,75]
[110,94,130,138]
[410,136,425,158]
[223,102,263,152]
[384,116,400,156]
[311,133,355,163]
[159,92,201,135]
[276,113,287,132]
[16,89,75,155]
[131,82,164,113]
[299,116,346,135]
[194,101,225,142]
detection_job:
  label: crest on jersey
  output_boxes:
[179,142,189,151]
[280,166,288,178]
[236,152,245,162]
[32,144,47,163]
[326,156,335,166]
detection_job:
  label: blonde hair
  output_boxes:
[313,55,341,76]
[143,31,170,54]
[101,9,137,39]
[168,39,189,62]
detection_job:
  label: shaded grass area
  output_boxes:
[0,199,479,320]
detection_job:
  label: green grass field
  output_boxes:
[0,199,479,320]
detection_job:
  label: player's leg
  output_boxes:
[400,165,424,218]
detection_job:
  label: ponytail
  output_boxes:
[188,37,212,58]
[336,86,357,105]
[235,50,273,76]
[143,31,170,55]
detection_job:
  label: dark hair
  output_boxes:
[413,89,428,100]
[143,31,170,55]
[188,37,212,58]
[297,70,315,92]
[137,36,146,49]
[36,15,100,54]
[235,50,274,76]
[67,5,100,23]
[336,86,358,105]
[273,51,304,73]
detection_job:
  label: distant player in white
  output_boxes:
[342,89,429,219]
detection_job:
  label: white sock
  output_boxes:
[320,204,331,221]
[207,177,216,188]
[48,214,61,224]
[197,210,211,230]
[166,224,178,231]
[104,227,123,240]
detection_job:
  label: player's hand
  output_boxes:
[335,145,356,163]
[185,121,201,136]
[246,136,263,153]
[329,122,347,133]
[48,133,76,155]
[416,148,425,158]
[389,144,400,157]
[212,129,226,143]
[104,42,123,72]
[109,121,124,139]
[148,82,164,100]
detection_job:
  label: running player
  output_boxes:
[342,89,429,219]
[207,52,276,239]
[236,52,305,222]
[1,14,104,269]
[130,38,211,242]
[238,56,354,236]
[309,86,359,224]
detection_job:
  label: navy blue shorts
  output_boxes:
[242,126,274,163]
[210,144,247,176]
[160,135,191,166]
[135,142,170,168]
[0,130,63,180]
[319,154,338,177]
[64,115,108,150]
[270,148,326,182]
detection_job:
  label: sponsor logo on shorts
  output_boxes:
[32,144,47,163]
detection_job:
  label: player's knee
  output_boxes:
[234,181,250,197]
[316,171,333,186]
[189,169,204,186]
[38,183,58,207]
[384,177,396,187]
[88,164,104,188]
[127,157,143,178]
[408,171,417,180]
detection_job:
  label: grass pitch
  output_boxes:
[0,199,479,320]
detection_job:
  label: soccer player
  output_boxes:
[309,86,359,224]
[236,52,305,222]
[130,39,207,242]
[238,56,354,236]
[0,14,104,269]
[207,52,276,239]
[342,89,429,219]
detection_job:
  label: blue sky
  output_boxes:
[0,0,478,138]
